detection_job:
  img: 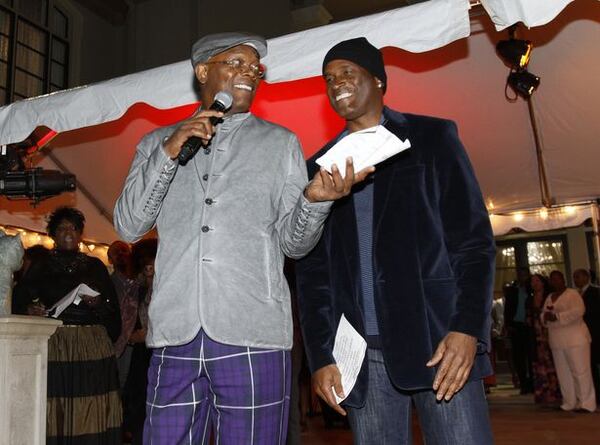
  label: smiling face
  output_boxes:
[53,219,82,252]
[323,59,384,131]
[195,45,261,114]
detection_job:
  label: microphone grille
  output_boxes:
[214,91,233,109]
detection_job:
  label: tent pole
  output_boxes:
[591,203,600,280]
[527,96,554,208]
[46,151,114,225]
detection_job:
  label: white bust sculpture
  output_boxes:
[0,230,24,315]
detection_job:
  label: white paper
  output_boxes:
[316,125,411,178]
[49,283,99,318]
[332,314,367,404]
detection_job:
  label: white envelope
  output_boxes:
[316,125,411,178]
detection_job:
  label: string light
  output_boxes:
[0,224,109,264]
[502,247,515,257]
[488,204,587,220]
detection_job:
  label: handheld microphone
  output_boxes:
[177,91,233,165]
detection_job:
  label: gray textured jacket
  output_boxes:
[114,112,332,349]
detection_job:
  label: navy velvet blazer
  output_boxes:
[296,107,495,407]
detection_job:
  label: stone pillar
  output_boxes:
[0,315,61,445]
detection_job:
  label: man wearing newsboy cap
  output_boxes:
[296,37,495,444]
[114,32,372,444]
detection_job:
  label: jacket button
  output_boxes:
[204,148,211,155]
[205,198,213,205]
[202,174,209,181]
[201,225,210,233]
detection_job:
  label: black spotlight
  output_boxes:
[496,39,532,69]
[508,70,540,98]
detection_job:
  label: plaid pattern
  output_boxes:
[144,329,291,444]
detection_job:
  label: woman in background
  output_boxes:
[529,273,561,407]
[542,270,596,412]
[122,238,157,445]
[12,206,122,444]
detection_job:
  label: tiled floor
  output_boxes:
[124,378,599,444]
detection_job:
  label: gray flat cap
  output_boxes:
[191,32,267,66]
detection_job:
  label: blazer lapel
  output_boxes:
[373,109,411,235]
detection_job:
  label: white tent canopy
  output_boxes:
[1,0,599,242]
[0,0,472,144]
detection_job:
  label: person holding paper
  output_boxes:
[296,37,495,444]
[12,206,122,444]
[113,32,371,444]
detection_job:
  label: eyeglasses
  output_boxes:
[205,58,266,78]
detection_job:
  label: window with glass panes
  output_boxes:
[495,235,569,292]
[495,245,517,293]
[526,240,567,277]
[0,0,69,106]
[585,230,598,281]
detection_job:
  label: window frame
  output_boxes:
[0,0,70,105]
[495,234,571,289]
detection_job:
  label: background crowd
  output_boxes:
[11,206,157,444]
[7,204,600,444]
[498,267,599,413]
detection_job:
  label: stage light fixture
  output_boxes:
[508,70,540,98]
[496,39,533,68]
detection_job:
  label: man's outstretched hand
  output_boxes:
[305,157,374,203]
[426,331,477,401]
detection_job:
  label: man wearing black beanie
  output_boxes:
[296,37,495,444]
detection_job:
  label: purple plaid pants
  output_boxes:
[144,329,291,444]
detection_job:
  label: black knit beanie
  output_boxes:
[322,37,387,93]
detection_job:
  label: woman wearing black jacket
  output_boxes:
[13,206,122,445]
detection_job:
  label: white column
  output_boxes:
[0,315,61,445]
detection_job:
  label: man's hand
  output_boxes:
[304,157,374,203]
[162,110,225,159]
[426,331,477,401]
[26,301,47,316]
[312,364,346,416]
[81,294,101,308]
